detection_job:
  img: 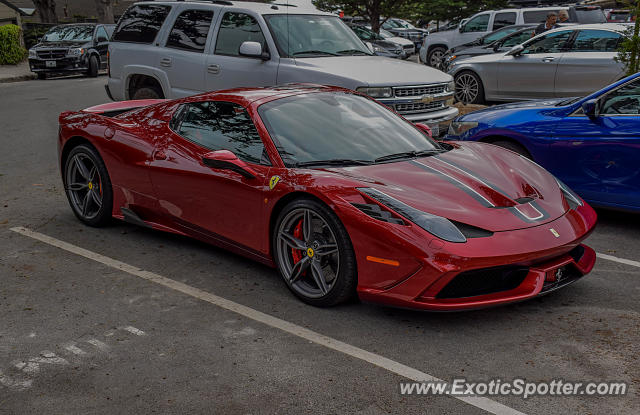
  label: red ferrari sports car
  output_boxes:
[58,85,597,310]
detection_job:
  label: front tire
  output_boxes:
[37,72,46,80]
[273,198,357,307]
[455,71,485,104]
[63,144,113,227]
[87,55,99,77]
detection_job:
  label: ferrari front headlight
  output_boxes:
[356,87,393,98]
[358,187,467,243]
[555,178,583,209]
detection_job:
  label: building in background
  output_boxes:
[0,0,35,27]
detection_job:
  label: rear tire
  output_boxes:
[87,55,99,77]
[491,140,532,159]
[427,46,446,67]
[63,144,113,227]
[273,198,357,307]
[131,86,162,100]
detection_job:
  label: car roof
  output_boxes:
[182,84,350,107]
[545,22,630,33]
[135,1,333,16]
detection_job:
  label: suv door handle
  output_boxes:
[542,57,555,62]
[207,64,220,74]
[160,57,172,67]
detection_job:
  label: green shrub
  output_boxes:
[0,24,27,65]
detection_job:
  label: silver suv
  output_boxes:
[106,1,457,133]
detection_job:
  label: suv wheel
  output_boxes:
[427,46,446,67]
[131,86,163,100]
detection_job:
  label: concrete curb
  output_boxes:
[0,74,37,83]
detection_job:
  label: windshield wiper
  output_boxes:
[292,50,338,56]
[374,149,442,163]
[336,49,371,56]
[294,159,373,167]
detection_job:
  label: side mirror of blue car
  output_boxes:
[581,99,599,119]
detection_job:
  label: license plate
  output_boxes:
[429,124,439,137]
[45,60,56,68]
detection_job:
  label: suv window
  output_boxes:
[570,30,621,52]
[215,12,266,56]
[601,79,640,115]
[166,9,214,52]
[96,26,109,42]
[462,14,489,33]
[492,12,516,30]
[112,4,171,43]
[522,30,572,54]
[523,10,560,24]
[174,101,268,164]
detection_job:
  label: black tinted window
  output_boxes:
[175,101,268,164]
[215,12,265,56]
[492,13,516,30]
[258,93,438,166]
[96,26,109,41]
[601,79,640,115]
[522,30,572,54]
[523,10,560,23]
[570,30,621,52]
[166,9,214,52]
[462,14,489,32]
[113,5,170,43]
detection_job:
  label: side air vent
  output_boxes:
[515,197,534,204]
[352,203,405,225]
[451,221,494,238]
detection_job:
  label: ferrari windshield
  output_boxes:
[258,92,440,166]
[43,25,94,42]
[264,15,372,57]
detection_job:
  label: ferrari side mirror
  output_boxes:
[414,122,433,138]
[202,150,257,179]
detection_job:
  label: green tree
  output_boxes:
[616,2,640,76]
[313,0,416,32]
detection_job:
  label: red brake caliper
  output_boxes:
[291,219,304,264]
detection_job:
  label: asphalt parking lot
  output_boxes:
[0,76,639,414]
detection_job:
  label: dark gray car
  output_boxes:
[28,24,115,79]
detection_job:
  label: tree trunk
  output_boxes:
[369,1,381,33]
[95,0,115,24]
[629,2,640,75]
[33,0,58,23]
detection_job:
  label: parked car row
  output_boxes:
[448,24,628,104]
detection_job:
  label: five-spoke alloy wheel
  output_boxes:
[64,144,113,226]
[274,199,356,307]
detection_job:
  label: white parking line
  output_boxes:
[597,253,640,269]
[86,339,110,352]
[10,226,524,415]
[120,326,146,336]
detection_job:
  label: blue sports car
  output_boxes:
[446,73,640,212]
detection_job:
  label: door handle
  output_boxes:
[207,64,220,74]
[153,150,167,160]
[542,57,555,62]
[160,57,172,67]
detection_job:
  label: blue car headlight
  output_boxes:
[448,121,478,137]
[357,187,467,243]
